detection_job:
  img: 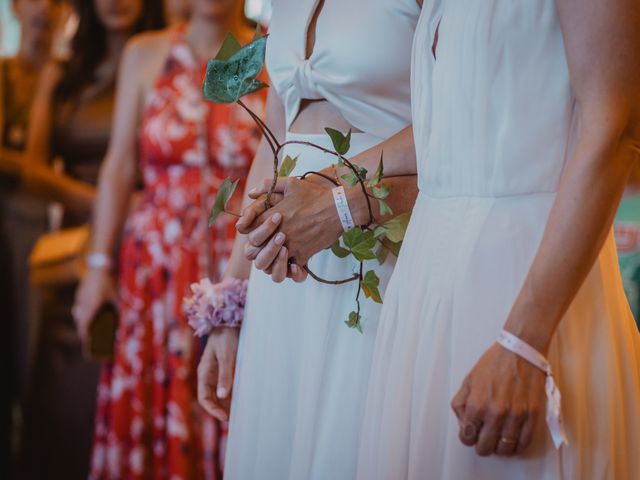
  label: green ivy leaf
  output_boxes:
[330,239,350,258]
[203,34,269,104]
[369,153,384,187]
[214,32,242,61]
[278,154,299,177]
[372,183,390,200]
[375,243,390,265]
[325,128,351,155]
[378,199,393,216]
[356,166,368,180]
[209,177,239,225]
[345,310,363,333]
[361,270,382,303]
[341,172,359,187]
[343,228,377,261]
[386,239,402,257]
[375,212,411,242]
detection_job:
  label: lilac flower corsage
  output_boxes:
[183,278,248,336]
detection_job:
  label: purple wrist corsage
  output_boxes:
[183,278,248,336]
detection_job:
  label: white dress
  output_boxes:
[358,1,640,479]
[224,1,420,479]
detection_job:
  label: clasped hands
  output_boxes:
[236,174,344,282]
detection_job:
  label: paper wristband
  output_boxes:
[332,186,355,231]
[497,329,568,449]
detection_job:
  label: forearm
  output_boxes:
[89,160,135,256]
[25,165,96,214]
[346,175,418,226]
[504,133,637,353]
[348,125,416,178]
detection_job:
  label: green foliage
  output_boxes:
[375,243,390,265]
[341,172,359,187]
[203,33,269,104]
[330,239,351,258]
[369,154,384,188]
[378,199,393,216]
[214,32,242,61]
[325,128,352,155]
[374,212,411,243]
[372,183,390,200]
[342,228,377,262]
[278,154,299,177]
[361,270,382,303]
[345,310,363,333]
[209,177,239,225]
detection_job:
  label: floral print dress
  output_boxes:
[89,29,263,480]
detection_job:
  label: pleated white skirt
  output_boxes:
[358,192,640,479]
[225,132,395,480]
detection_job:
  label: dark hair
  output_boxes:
[56,0,165,99]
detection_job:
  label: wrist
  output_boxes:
[344,184,372,226]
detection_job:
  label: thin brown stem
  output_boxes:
[300,171,340,186]
[304,266,359,285]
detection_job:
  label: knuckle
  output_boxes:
[488,404,508,422]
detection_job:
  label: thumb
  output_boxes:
[216,353,235,399]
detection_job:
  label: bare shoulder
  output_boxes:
[120,28,173,90]
[124,29,173,66]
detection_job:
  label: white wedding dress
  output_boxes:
[224,1,420,479]
[358,1,640,479]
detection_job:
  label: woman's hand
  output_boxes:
[72,268,118,342]
[197,327,240,421]
[237,177,343,278]
[450,344,546,457]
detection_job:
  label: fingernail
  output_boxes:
[217,387,228,398]
[236,218,244,228]
[272,213,282,223]
[280,247,288,258]
[275,233,285,245]
[248,187,258,195]
[291,264,298,275]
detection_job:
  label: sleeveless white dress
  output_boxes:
[358,1,640,479]
[224,1,420,479]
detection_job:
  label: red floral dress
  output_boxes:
[89,29,263,480]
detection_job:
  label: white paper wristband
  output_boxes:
[497,329,568,449]
[332,186,356,231]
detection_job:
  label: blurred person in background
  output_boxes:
[164,0,190,25]
[20,1,164,479]
[71,0,263,477]
[0,0,66,476]
[614,163,640,329]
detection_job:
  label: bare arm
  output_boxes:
[72,35,164,340]
[343,126,418,225]
[87,42,148,255]
[504,0,640,352]
[450,0,640,458]
[23,62,96,215]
